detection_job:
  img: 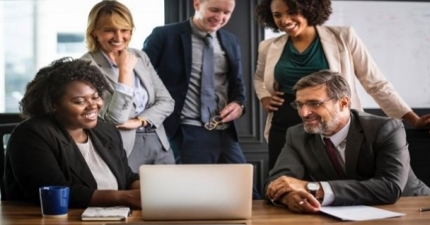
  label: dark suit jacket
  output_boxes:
[3,115,139,208]
[266,109,430,206]
[143,19,246,139]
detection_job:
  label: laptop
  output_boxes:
[139,164,253,221]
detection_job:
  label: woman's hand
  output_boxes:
[114,50,137,86]
[415,114,430,129]
[120,189,141,209]
[116,118,142,130]
[261,92,284,112]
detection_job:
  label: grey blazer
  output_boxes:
[266,109,430,206]
[81,48,174,155]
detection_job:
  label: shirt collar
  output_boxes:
[189,17,216,39]
[100,50,117,68]
[321,116,351,147]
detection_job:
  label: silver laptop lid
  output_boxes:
[139,164,253,221]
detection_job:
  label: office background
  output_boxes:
[1,0,430,193]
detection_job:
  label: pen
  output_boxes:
[419,207,430,212]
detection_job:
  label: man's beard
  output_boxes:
[303,109,340,135]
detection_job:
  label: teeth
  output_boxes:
[83,112,97,119]
[285,24,296,30]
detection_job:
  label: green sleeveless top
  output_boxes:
[274,35,329,94]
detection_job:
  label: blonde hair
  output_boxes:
[86,0,135,52]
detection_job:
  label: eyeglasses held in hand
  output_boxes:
[204,115,223,131]
[290,98,334,110]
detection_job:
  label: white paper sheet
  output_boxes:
[320,205,405,221]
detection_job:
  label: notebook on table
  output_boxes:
[139,164,254,221]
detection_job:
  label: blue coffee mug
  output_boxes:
[39,186,70,217]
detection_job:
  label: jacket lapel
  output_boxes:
[61,135,97,188]
[344,111,364,179]
[181,21,192,81]
[308,135,340,180]
[133,53,154,104]
[317,26,341,74]
[265,35,288,94]
[86,129,122,185]
[90,51,118,85]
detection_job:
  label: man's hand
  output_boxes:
[266,176,307,201]
[219,102,243,123]
[280,190,320,213]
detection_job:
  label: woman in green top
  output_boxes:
[254,0,430,171]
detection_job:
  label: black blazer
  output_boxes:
[3,115,138,208]
[143,19,246,140]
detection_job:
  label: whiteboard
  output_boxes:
[326,1,430,108]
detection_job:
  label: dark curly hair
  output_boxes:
[255,0,332,32]
[20,57,112,118]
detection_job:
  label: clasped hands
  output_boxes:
[266,176,320,214]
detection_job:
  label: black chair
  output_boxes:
[0,123,19,199]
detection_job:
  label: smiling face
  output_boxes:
[270,0,312,38]
[91,14,132,54]
[192,0,235,33]
[53,81,102,132]
[295,84,348,136]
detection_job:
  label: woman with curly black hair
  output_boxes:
[4,57,141,208]
[254,0,430,171]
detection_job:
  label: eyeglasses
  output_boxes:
[290,98,334,110]
[204,116,223,131]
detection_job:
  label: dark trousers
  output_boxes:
[170,124,261,199]
[268,93,302,172]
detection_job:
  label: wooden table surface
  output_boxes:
[2,197,430,224]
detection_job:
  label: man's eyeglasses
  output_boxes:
[290,98,334,110]
[204,116,223,130]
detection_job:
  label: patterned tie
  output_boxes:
[200,34,216,123]
[323,137,345,178]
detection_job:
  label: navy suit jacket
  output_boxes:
[3,115,138,208]
[143,19,246,139]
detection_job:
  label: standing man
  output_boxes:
[266,70,430,213]
[143,0,247,166]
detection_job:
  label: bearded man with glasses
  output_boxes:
[265,70,430,213]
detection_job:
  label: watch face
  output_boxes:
[307,182,319,191]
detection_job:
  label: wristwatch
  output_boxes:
[137,116,148,127]
[306,182,323,203]
[306,182,320,197]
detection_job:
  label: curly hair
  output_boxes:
[20,57,112,118]
[255,0,332,32]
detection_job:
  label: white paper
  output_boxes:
[320,205,405,221]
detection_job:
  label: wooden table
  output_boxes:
[2,197,430,224]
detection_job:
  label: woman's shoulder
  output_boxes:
[16,115,55,129]
[93,119,120,138]
[11,115,60,140]
[258,34,287,51]
[127,48,149,59]
[318,25,356,36]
